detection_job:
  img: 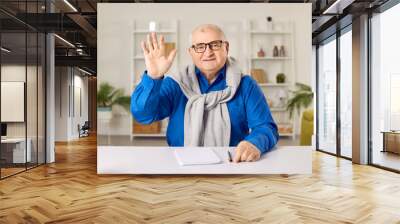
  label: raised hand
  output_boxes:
[141,32,177,79]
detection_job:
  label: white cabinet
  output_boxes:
[1,138,32,163]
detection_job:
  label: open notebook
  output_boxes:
[174,147,222,166]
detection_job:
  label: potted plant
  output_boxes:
[286,82,313,119]
[97,82,131,120]
[276,73,286,83]
[286,83,314,145]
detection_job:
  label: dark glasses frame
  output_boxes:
[190,40,228,53]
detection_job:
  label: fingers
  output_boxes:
[234,148,255,163]
[246,154,256,162]
[240,150,249,162]
[141,41,149,55]
[146,34,154,51]
[159,34,165,51]
[167,48,177,62]
[241,150,257,162]
[145,33,165,55]
[233,141,260,163]
[151,32,159,50]
[159,35,166,56]
[233,146,243,163]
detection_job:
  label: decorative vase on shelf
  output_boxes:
[277,89,288,108]
[273,46,279,57]
[266,16,273,31]
[267,98,274,108]
[251,69,267,83]
[279,45,286,57]
[276,73,286,83]
[257,47,265,58]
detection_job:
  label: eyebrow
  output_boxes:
[193,40,222,45]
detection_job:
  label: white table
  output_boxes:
[97,146,312,174]
[1,138,32,163]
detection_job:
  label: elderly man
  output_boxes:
[131,24,279,162]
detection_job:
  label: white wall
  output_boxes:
[55,67,89,141]
[55,67,68,141]
[72,73,89,138]
[98,3,312,136]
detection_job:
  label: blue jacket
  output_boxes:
[131,65,279,154]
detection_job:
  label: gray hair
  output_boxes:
[189,24,227,45]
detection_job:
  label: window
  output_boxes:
[370,3,400,171]
[317,36,337,154]
[340,28,352,158]
[0,2,46,179]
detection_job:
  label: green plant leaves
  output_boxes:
[97,82,131,112]
[286,82,314,118]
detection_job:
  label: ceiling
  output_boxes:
[0,0,391,75]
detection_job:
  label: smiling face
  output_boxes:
[188,25,229,78]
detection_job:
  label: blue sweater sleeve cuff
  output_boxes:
[141,71,163,90]
[244,136,267,154]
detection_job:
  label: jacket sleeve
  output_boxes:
[130,71,178,124]
[243,77,279,154]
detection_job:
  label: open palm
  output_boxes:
[141,32,177,79]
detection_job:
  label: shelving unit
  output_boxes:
[131,133,167,137]
[258,83,290,87]
[249,31,291,35]
[133,29,176,34]
[270,108,287,112]
[246,19,296,140]
[130,20,179,139]
[251,57,292,60]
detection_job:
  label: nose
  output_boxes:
[203,45,214,56]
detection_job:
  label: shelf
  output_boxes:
[258,83,289,87]
[251,57,292,60]
[134,30,176,34]
[270,108,287,112]
[132,133,166,137]
[279,133,294,137]
[250,31,291,35]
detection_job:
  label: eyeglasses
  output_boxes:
[191,40,227,53]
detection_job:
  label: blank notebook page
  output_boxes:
[174,147,222,166]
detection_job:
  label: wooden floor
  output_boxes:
[1,135,400,224]
[1,167,26,178]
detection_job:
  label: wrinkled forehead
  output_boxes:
[191,28,225,45]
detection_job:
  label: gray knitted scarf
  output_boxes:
[168,57,243,146]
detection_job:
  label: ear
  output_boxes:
[188,47,196,58]
[188,47,193,57]
[225,41,230,53]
